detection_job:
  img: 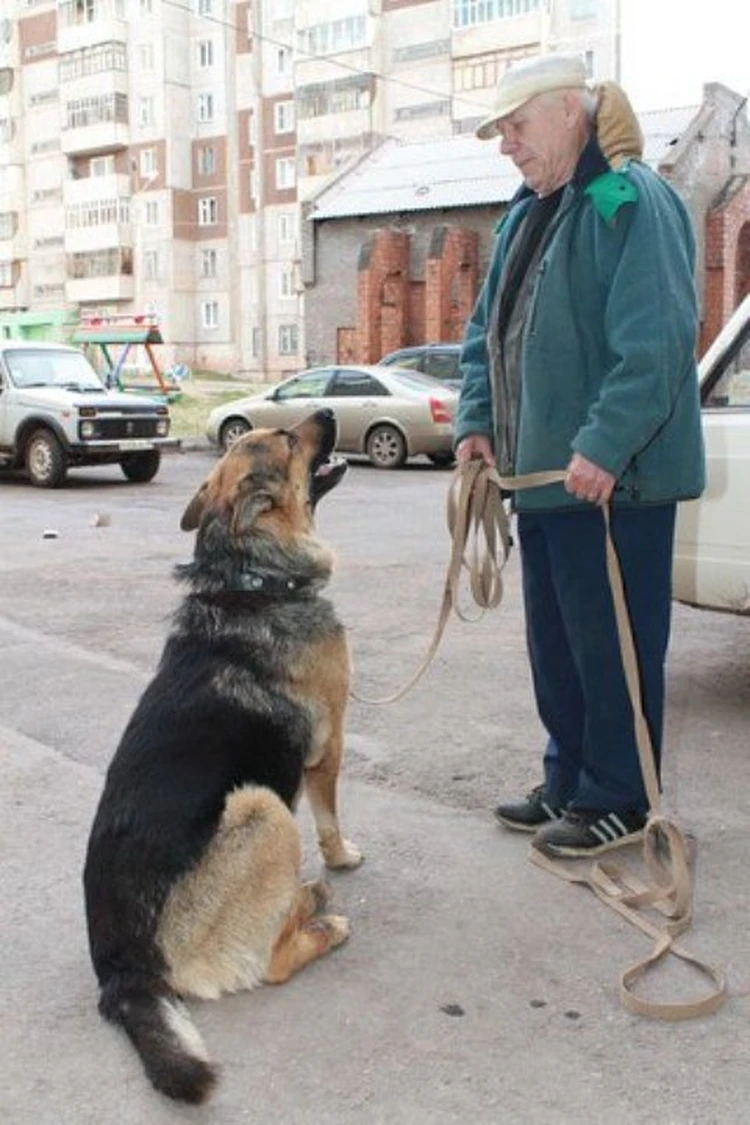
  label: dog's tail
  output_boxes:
[99,976,218,1104]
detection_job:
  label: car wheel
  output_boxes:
[26,429,67,488]
[219,416,252,451]
[120,450,161,483]
[366,424,407,469]
[427,452,455,468]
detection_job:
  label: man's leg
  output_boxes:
[539,503,676,813]
[517,511,586,807]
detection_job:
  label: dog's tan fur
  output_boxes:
[83,412,360,1103]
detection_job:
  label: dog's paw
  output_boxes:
[318,913,350,949]
[321,837,364,870]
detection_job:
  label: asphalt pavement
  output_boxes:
[1,450,748,1125]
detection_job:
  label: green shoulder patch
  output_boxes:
[584,169,639,223]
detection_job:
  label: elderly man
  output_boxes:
[455,55,704,857]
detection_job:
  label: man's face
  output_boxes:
[496,93,576,196]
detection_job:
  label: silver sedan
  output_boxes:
[205,364,457,468]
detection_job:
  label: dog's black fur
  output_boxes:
[83,410,353,1103]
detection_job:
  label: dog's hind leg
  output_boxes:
[158,786,303,1000]
[264,884,349,985]
[305,753,363,870]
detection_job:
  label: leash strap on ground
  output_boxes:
[351,460,726,1018]
[510,476,726,1020]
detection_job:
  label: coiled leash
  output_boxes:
[351,458,726,1020]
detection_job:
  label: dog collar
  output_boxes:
[196,569,314,602]
[234,569,311,595]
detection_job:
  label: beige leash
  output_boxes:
[351,459,726,1019]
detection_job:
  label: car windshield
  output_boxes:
[3,348,105,391]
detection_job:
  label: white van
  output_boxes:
[672,295,750,614]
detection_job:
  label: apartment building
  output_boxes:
[0,0,619,378]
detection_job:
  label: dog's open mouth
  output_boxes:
[310,453,347,507]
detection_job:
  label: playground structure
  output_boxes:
[72,312,187,401]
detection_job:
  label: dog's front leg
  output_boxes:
[305,750,363,869]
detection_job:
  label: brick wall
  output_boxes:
[701,180,750,353]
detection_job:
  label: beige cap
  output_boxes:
[476,54,589,140]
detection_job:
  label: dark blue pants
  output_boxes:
[517,504,676,813]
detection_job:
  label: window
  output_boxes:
[0,261,13,287]
[278,324,299,356]
[197,144,216,175]
[138,96,154,126]
[328,369,388,397]
[297,74,372,119]
[275,157,296,191]
[139,43,154,68]
[279,264,295,298]
[59,42,127,81]
[197,93,214,123]
[570,0,597,17]
[198,196,217,225]
[144,199,159,225]
[275,46,290,75]
[251,326,261,357]
[65,92,128,128]
[276,366,329,397]
[451,0,541,30]
[90,154,115,176]
[704,324,750,409]
[197,40,214,67]
[298,16,367,57]
[201,300,219,329]
[140,148,156,177]
[277,212,295,244]
[197,0,212,13]
[140,0,153,13]
[200,248,217,277]
[248,113,257,145]
[143,249,159,280]
[274,100,295,135]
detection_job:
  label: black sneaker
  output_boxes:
[494,785,563,833]
[532,808,646,857]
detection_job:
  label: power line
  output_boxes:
[158,0,504,118]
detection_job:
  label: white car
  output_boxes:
[673,295,750,614]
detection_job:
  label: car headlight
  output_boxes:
[80,420,96,438]
[156,419,169,436]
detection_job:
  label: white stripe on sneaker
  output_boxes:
[589,823,611,845]
[609,812,629,836]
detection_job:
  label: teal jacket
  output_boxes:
[455,147,705,510]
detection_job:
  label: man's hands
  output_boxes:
[564,452,616,505]
[455,434,495,466]
[455,440,615,505]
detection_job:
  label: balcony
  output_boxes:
[66,245,133,303]
[61,120,129,157]
[61,91,129,156]
[57,0,128,56]
[66,273,134,303]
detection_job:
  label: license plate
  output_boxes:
[118,439,154,451]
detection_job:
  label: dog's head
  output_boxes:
[180,408,347,537]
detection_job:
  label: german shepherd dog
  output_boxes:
[83,409,361,1104]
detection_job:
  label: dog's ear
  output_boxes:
[180,482,209,531]
[231,490,274,536]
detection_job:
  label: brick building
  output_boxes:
[303,83,750,365]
